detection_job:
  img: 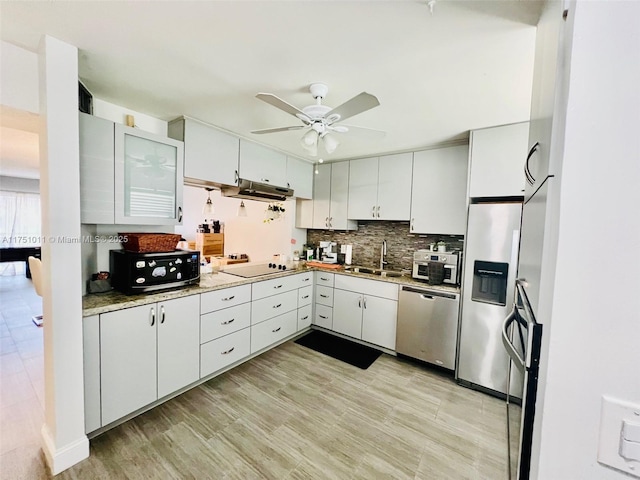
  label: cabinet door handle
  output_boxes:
[149,307,155,327]
[301,315,309,320]
[363,297,367,309]
[273,303,282,309]
[319,315,328,319]
[221,346,235,355]
[177,206,183,223]
[358,297,362,308]
[302,295,309,299]
[372,206,376,218]
[273,284,283,289]
[525,142,539,186]
[325,217,329,228]
[302,277,310,282]
[221,318,235,325]
[235,170,239,184]
[262,178,270,183]
[329,217,333,227]
[410,218,415,231]
[160,305,166,324]
[320,294,329,298]
[272,327,281,333]
[320,277,329,281]
[221,295,235,301]
[377,206,380,218]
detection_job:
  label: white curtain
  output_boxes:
[0,191,41,276]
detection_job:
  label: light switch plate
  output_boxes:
[598,395,640,477]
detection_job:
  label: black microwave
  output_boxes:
[110,249,200,294]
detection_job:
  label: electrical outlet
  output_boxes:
[598,395,640,477]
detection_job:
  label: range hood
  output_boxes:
[220,178,293,202]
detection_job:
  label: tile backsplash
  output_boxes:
[306,221,464,272]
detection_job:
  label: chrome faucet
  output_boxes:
[380,240,388,270]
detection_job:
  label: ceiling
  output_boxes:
[0,0,542,171]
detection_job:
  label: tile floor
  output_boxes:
[0,273,47,479]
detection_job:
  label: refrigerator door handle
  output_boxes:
[502,305,525,373]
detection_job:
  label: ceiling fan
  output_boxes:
[251,83,384,157]
[127,152,174,179]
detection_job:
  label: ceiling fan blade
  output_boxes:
[256,93,307,118]
[324,92,380,123]
[251,126,307,134]
[329,124,387,138]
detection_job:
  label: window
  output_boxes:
[0,191,41,275]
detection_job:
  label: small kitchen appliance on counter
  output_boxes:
[320,241,338,264]
[110,249,200,294]
[412,250,461,285]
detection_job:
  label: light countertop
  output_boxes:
[82,265,460,317]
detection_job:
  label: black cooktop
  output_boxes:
[223,263,289,278]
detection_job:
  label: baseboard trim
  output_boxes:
[41,425,89,475]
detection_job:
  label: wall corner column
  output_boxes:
[38,34,89,474]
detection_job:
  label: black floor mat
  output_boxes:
[294,330,382,369]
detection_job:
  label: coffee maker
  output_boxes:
[319,241,338,264]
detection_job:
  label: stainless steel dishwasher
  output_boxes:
[396,286,460,370]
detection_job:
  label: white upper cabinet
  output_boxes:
[377,153,413,220]
[347,157,379,219]
[311,163,331,228]
[168,117,239,187]
[238,140,287,187]
[286,156,313,199]
[307,162,356,230]
[80,112,115,224]
[348,153,413,220]
[80,112,184,225]
[329,162,357,230]
[114,124,184,225]
[410,145,469,235]
[468,122,529,198]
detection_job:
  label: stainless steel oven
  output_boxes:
[502,280,543,480]
[412,250,460,285]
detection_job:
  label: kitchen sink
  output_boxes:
[348,266,405,278]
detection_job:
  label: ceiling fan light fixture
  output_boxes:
[321,132,339,154]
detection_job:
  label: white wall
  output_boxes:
[531,1,640,479]
[176,185,306,263]
[92,98,167,136]
[1,41,39,113]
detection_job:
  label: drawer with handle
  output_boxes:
[297,304,312,331]
[298,285,313,307]
[251,290,298,325]
[250,310,297,353]
[315,271,335,287]
[315,285,334,306]
[252,275,299,300]
[201,284,251,314]
[200,327,250,378]
[314,304,333,329]
[295,271,314,287]
[201,303,251,344]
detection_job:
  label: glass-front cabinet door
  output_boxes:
[114,124,184,225]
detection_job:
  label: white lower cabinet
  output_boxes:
[251,290,298,325]
[332,274,399,350]
[361,295,398,350]
[200,328,251,378]
[83,315,101,434]
[251,310,298,353]
[100,295,199,426]
[332,289,363,338]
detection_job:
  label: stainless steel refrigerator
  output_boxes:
[456,200,523,397]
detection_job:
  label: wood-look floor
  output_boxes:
[1,275,509,480]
